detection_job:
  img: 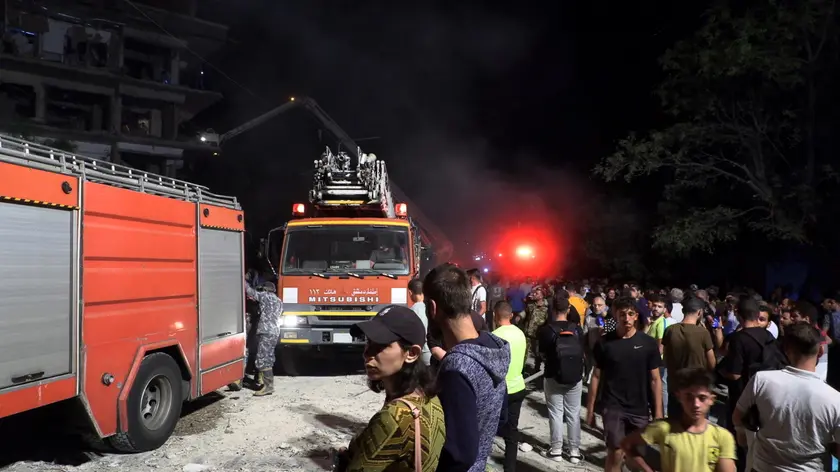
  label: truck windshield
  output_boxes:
[282,225,410,276]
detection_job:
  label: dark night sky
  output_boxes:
[188,0,709,254]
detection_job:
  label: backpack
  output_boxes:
[742,330,788,380]
[549,322,584,385]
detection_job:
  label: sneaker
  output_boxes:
[518,442,533,453]
[541,448,564,462]
[568,449,584,464]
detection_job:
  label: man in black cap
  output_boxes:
[350,305,428,349]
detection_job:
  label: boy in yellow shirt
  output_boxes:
[621,368,736,472]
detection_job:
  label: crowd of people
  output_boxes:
[319,267,840,472]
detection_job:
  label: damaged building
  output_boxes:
[0,0,226,176]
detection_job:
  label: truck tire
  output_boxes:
[109,353,183,452]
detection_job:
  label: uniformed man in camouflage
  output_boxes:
[522,285,549,373]
[245,280,283,396]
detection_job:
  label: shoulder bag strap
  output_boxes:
[395,398,423,472]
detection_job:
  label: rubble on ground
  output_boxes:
[2,375,605,472]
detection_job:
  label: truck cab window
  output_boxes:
[282,226,410,276]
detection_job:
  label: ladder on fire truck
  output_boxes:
[0,134,241,210]
[202,96,453,261]
[308,146,395,218]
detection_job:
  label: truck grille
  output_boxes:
[314,305,372,311]
[315,315,374,322]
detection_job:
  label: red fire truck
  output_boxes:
[200,96,452,374]
[263,148,430,374]
[0,134,246,452]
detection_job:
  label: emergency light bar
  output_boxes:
[292,203,305,216]
[395,203,408,218]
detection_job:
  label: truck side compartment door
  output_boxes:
[0,202,75,390]
[199,228,245,342]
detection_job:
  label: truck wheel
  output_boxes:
[109,353,183,452]
[279,349,299,377]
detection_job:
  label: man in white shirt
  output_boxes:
[669,288,685,323]
[467,268,487,318]
[733,322,840,472]
[408,278,431,365]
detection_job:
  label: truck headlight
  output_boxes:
[282,315,302,327]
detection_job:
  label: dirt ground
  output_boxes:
[0,355,607,472]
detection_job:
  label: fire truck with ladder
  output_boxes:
[0,134,246,451]
[201,96,453,374]
[263,147,428,374]
[200,96,452,269]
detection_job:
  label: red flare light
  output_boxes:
[488,226,562,278]
[515,246,533,258]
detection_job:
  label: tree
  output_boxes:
[579,194,652,281]
[594,0,839,254]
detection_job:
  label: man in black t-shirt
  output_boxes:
[717,298,773,470]
[718,300,773,412]
[586,297,662,472]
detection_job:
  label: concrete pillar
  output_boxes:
[170,50,180,86]
[162,103,177,139]
[34,34,44,59]
[110,95,122,134]
[34,83,47,122]
[109,29,124,70]
[92,104,103,131]
[110,146,121,165]
[152,56,164,82]
[164,159,178,178]
[150,109,162,137]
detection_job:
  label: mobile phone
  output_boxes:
[597,317,605,328]
[711,317,721,329]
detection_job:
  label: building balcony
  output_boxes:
[2,0,227,117]
[0,119,217,155]
[5,0,228,52]
[0,55,222,119]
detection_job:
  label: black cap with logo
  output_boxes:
[350,305,426,347]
